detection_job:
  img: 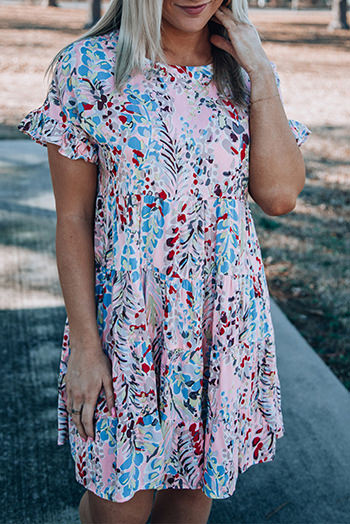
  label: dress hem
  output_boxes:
[64,428,285,503]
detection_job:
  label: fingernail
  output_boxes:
[111,407,117,417]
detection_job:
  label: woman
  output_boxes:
[18,1,310,523]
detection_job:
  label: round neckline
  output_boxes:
[144,57,213,70]
[143,57,214,86]
[107,30,213,83]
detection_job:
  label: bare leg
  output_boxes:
[150,488,213,524]
[78,491,91,523]
[79,488,155,524]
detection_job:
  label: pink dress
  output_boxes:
[18,29,311,502]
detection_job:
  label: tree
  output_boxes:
[85,0,102,29]
[328,0,349,30]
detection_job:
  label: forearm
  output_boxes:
[248,65,306,216]
[56,215,101,353]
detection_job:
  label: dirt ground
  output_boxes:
[1,4,349,389]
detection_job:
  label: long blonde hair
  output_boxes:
[47,0,251,106]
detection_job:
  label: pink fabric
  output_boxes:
[18,29,310,502]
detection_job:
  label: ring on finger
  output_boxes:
[70,406,83,415]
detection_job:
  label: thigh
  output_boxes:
[87,488,155,524]
[151,488,213,524]
[155,487,212,503]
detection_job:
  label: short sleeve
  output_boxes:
[269,61,311,147]
[17,47,99,164]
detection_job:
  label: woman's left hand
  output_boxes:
[210,5,271,78]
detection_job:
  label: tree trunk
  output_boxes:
[85,0,102,28]
[328,0,349,30]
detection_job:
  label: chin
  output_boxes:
[170,20,208,32]
[162,1,216,32]
[163,13,212,33]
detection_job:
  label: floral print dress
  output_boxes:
[18,29,311,503]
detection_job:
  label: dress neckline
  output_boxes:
[107,29,214,84]
[143,57,214,85]
[144,57,213,70]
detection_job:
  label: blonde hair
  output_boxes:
[47,0,251,106]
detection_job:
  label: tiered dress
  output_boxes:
[18,29,310,502]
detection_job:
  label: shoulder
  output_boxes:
[54,30,119,89]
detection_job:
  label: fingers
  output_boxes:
[103,373,117,418]
[215,6,255,30]
[66,380,115,441]
[81,397,97,439]
[67,389,97,441]
[210,34,236,57]
[214,5,237,28]
[72,412,88,441]
[67,392,89,441]
[64,353,116,443]
[211,6,236,55]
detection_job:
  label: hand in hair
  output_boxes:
[210,5,271,79]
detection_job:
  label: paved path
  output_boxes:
[1,140,349,524]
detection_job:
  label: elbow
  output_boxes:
[249,156,306,216]
[257,164,305,216]
[260,192,298,216]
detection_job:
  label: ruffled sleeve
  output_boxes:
[17,46,99,164]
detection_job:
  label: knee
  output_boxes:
[87,488,154,524]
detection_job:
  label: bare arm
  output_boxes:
[47,143,101,351]
[47,144,115,441]
[248,65,306,216]
[210,6,306,216]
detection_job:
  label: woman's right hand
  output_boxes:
[64,343,116,441]
[46,145,115,442]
